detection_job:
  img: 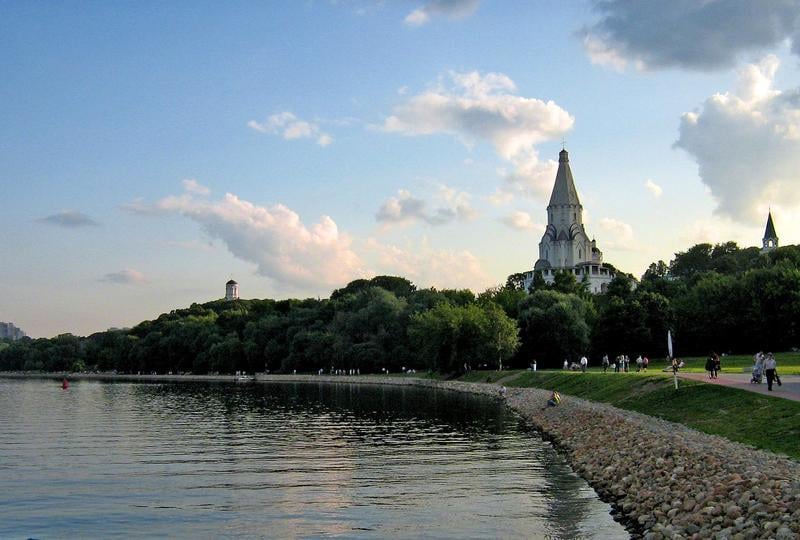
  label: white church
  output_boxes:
[521,148,616,294]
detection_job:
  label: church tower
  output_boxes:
[522,148,615,294]
[534,149,599,271]
[761,211,778,254]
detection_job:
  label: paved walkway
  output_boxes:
[677,371,800,402]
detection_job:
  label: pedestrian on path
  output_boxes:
[764,353,778,391]
[602,354,609,373]
[580,355,588,373]
[705,353,715,379]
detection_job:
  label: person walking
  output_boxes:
[764,353,780,391]
[636,355,643,372]
[580,355,588,373]
[642,356,649,371]
[602,354,609,373]
[705,353,715,379]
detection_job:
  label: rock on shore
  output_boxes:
[256,375,800,539]
[497,385,800,540]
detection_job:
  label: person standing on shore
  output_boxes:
[764,353,779,391]
[705,353,715,379]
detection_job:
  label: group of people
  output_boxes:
[704,352,721,379]
[752,352,782,391]
[598,354,650,373]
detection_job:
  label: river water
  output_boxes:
[0,379,627,539]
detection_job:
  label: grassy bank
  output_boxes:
[496,371,800,459]
[676,351,800,374]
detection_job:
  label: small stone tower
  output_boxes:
[761,211,779,254]
[225,279,239,301]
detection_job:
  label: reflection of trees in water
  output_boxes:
[119,382,621,538]
[524,420,612,540]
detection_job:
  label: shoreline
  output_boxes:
[3,372,799,539]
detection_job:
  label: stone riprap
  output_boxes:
[3,372,799,539]
[253,375,800,539]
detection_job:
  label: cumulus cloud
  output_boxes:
[501,210,542,231]
[675,55,800,222]
[376,185,476,226]
[582,0,800,71]
[248,111,332,147]
[129,191,364,289]
[598,217,639,251]
[382,71,572,204]
[101,269,147,285]
[404,0,479,26]
[366,238,492,291]
[644,179,663,198]
[182,179,210,195]
[37,210,98,228]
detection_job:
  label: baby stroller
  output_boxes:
[751,363,763,384]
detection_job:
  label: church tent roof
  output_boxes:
[548,149,581,207]
[764,212,777,240]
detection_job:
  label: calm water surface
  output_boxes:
[0,379,627,539]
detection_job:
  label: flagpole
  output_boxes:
[668,330,678,389]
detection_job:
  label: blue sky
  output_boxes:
[3,1,800,337]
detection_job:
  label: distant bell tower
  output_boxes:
[761,211,779,254]
[225,279,239,301]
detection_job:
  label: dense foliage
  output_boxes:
[2,243,799,373]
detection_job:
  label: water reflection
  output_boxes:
[0,380,626,539]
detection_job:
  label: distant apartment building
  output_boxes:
[0,322,26,341]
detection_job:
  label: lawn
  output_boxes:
[501,371,800,459]
[676,351,800,375]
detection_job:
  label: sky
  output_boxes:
[3,0,800,337]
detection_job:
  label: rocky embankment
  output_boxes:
[257,376,800,539]
[499,386,800,540]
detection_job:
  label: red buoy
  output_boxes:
[62,379,69,389]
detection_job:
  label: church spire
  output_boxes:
[762,210,778,253]
[548,149,581,207]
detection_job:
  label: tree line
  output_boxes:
[2,242,799,373]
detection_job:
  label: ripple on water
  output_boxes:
[0,379,628,539]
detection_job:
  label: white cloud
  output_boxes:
[644,179,663,198]
[501,210,542,231]
[675,55,800,223]
[248,111,333,147]
[383,71,572,159]
[182,178,210,195]
[487,189,514,206]
[101,269,147,285]
[375,185,476,226]
[365,238,492,291]
[404,0,479,26]
[582,33,629,72]
[129,191,364,289]
[598,217,639,251]
[582,0,800,71]
[382,71,572,205]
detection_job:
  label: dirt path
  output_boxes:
[678,371,800,402]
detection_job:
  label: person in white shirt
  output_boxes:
[764,353,779,391]
[580,356,588,373]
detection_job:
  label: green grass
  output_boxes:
[502,371,800,459]
[677,352,800,374]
